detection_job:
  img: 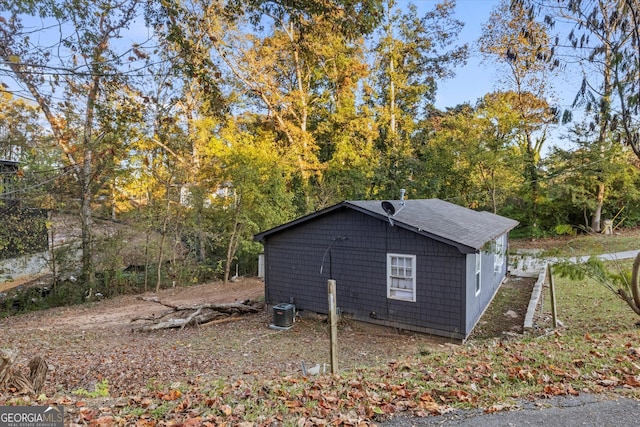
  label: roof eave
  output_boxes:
[343,202,477,253]
[254,201,519,253]
[253,201,348,241]
[401,223,476,254]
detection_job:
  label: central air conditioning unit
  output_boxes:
[270,303,295,329]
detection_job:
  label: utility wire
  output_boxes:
[0,167,74,197]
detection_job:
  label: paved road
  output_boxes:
[553,250,640,265]
[379,394,640,426]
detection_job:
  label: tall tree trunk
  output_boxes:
[384,1,397,138]
[389,55,396,136]
[286,20,313,210]
[223,196,242,283]
[591,183,605,232]
[198,208,207,263]
[591,7,613,232]
[524,138,539,229]
[490,171,497,214]
[78,33,104,286]
[156,185,171,293]
[144,226,150,292]
[80,169,95,286]
[111,178,117,221]
[47,211,59,285]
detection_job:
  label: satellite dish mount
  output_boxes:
[381,189,405,226]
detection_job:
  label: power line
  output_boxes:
[0,56,174,79]
[0,164,69,175]
[0,166,74,197]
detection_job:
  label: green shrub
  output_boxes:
[554,224,576,236]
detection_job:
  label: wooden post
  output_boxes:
[548,263,558,329]
[328,279,338,374]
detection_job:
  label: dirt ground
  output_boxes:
[0,276,534,398]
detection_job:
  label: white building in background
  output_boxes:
[179,182,234,208]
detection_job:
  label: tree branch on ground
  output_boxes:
[131,298,263,331]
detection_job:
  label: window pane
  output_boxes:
[388,254,416,302]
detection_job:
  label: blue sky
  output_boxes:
[417,0,503,109]
[404,0,577,151]
[426,0,577,111]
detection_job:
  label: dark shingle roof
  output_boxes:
[255,199,519,253]
[347,199,518,252]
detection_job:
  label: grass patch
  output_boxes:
[555,234,640,257]
[511,227,640,258]
[542,259,638,332]
[72,379,110,398]
[364,259,640,411]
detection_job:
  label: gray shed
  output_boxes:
[254,199,519,341]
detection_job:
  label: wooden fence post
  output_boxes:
[548,263,558,329]
[328,279,338,374]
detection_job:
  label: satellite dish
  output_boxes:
[381,201,395,216]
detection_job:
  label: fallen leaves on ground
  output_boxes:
[3,331,640,426]
[2,278,640,425]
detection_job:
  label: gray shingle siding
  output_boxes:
[462,233,511,335]
[263,208,467,337]
[257,200,518,340]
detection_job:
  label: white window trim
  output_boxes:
[475,253,482,296]
[494,235,505,273]
[387,253,416,302]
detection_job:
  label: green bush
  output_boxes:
[554,224,577,236]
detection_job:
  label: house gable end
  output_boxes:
[255,200,516,255]
[254,202,348,242]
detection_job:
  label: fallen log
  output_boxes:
[131,299,263,331]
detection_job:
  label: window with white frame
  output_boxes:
[494,235,505,273]
[387,254,416,302]
[475,253,482,295]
